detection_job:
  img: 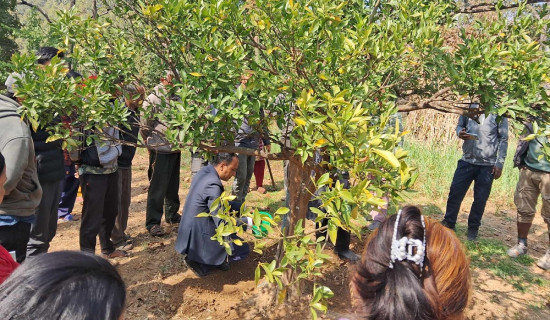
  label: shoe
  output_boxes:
[148,225,165,237]
[167,214,181,224]
[368,220,382,231]
[102,249,128,259]
[467,228,478,241]
[335,249,360,262]
[216,261,230,271]
[185,258,210,277]
[507,243,528,258]
[440,220,455,231]
[116,241,134,251]
[58,214,76,223]
[536,249,550,270]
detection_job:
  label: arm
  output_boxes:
[2,138,31,195]
[260,107,271,149]
[495,117,509,169]
[456,115,469,139]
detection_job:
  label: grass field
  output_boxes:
[404,137,519,208]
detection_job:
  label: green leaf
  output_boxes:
[253,210,261,226]
[274,207,290,215]
[310,302,326,312]
[327,222,338,245]
[339,190,354,203]
[195,212,210,218]
[316,173,331,187]
[372,148,400,168]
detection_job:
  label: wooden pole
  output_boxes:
[265,158,277,189]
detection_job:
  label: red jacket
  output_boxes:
[0,245,18,283]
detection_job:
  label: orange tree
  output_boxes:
[9,0,550,317]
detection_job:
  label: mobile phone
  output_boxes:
[465,132,478,140]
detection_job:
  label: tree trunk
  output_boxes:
[274,156,318,302]
[287,158,317,233]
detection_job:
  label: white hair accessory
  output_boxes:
[389,209,426,272]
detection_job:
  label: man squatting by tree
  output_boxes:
[176,153,254,277]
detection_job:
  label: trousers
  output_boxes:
[27,179,63,256]
[79,171,120,254]
[146,151,181,229]
[442,160,494,230]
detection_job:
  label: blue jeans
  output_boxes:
[442,160,494,230]
[57,164,80,218]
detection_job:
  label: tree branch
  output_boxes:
[18,1,52,23]
[460,0,550,14]
[197,143,292,161]
[368,0,382,24]
[397,88,484,118]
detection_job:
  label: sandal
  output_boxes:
[149,225,165,237]
[103,249,128,259]
[116,241,134,251]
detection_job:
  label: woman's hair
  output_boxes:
[351,206,470,320]
[0,251,126,320]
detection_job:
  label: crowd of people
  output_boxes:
[0,46,548,319]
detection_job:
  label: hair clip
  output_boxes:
[389,210,426,273]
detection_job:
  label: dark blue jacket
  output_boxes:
[175,164,245,265]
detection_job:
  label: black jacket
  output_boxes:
[118,110,140,168]
[32,128,65,183]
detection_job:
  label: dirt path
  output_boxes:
[49,151,550,319]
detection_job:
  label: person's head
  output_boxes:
[36,46,64,65]
[351,206,470,320]
[240,70,253,87]
[0,251,126,320]
[211,152,238,181]
[0,152,6,204]
[161,69,177,86]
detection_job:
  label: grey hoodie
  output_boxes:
[141,84,180,153]
[0,94,42,217]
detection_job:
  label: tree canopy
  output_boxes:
[6,0,550,316]
[0,0,20,63]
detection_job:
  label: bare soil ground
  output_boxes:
[49,151,550,319]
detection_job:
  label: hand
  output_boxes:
[458,128,470,140]
[492,166,503,180]
[74,165,80,179]
[265,144,271,153]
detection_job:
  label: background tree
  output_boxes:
[0,0,20,80]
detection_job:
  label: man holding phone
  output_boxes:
[441,105,508,241]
